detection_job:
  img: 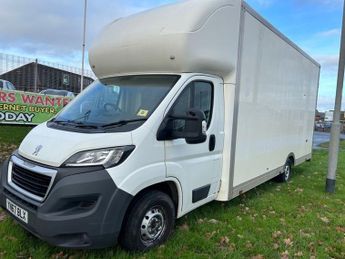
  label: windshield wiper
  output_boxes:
[52,118,146,130]
[70,110,92,123]
[51,119,68,125]
[70,122,100,129]
[101,119,147,129]
[52,119,99,129]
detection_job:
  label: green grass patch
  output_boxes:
[0,126,344,258]
[0,125,33,145]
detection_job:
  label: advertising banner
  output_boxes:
[0,89,72,125]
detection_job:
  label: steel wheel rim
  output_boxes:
[284,165,290,181]
[140,206,166,245]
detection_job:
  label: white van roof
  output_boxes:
[89,0,242,83]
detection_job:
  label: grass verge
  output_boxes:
[0,126,344,258]
[0,125,33,145]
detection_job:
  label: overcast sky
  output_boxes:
[0,0,343,111]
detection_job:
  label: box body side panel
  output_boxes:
[231,10,319,192]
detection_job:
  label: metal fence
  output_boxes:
[0,52,96,94]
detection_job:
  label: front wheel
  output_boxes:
[275,159,292,182]
[119,190,175,251]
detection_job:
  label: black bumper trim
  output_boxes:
[0,157,133,249]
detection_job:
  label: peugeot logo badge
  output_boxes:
[33,145,43,156]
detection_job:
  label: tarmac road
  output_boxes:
[313,131,345,149]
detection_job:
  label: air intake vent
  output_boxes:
[8,156,57,202]
[12,164,51,198]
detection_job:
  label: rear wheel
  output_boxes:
[275,159,292,182]
[119,190,175,251]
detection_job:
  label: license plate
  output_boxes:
[6,199,28,224]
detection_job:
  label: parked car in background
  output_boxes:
[0,79,16,91]
[324,122,332,129]
[40,89,75,98]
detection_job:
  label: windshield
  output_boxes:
[50,75,179,132]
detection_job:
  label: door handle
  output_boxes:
[209,134,216,151]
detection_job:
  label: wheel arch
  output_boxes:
[286,152,295,166]
[125,178,183,219]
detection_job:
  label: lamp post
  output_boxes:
[81,0,87,93]
[326,0,345,193]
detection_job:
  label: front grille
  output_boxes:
[8,156,57,202]
[11,164,52,198]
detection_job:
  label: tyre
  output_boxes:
[119,190,175,251]
[275,159,292,183]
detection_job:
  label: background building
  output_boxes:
[0,62,94,94]
[324,110,334,122]
[315,110,325,122]
[315,110,345,133]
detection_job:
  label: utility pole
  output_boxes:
[326,0,345,193]
[34,59,38,93]
[81,0,87,93]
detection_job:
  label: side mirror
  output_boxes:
[157,109,207,144]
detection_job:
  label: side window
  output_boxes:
[171,81,213,126]
[0,81,3,89]
[193,81,213,123]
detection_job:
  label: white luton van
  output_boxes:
[0,0,319,251]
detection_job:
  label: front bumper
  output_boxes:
[0,155,133,249]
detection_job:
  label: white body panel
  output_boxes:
[163,75,225,215]
[217,83,236,199]
[227,9,320,198]
[89,0,242,84]
[18,123,132,167]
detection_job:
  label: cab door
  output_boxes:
[163,76,224,214]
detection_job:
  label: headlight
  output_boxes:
[64,146,135,168]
